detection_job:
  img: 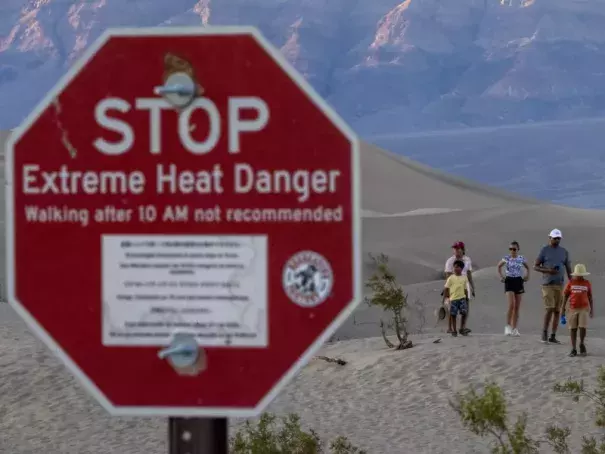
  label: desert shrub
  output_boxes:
[452,366,605,453]
[553,366,605,452]
[230,412,365,454]
[364,253,413,349]
[450,382,544,453]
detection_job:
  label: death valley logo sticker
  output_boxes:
[282,251,333,308]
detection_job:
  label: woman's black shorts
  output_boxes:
[504,276,525,294]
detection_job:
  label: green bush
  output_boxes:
[452,366,605,453]
[230,413,366,453]
[364,253,413,349]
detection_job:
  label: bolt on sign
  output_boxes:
[6,26,361,417]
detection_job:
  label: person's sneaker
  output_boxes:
[451,331,458,337]
[569,349,578,357]
[505,325,512,336]
[542,331,548,343]
[459,329,469,336]
[511,328,520,337]
[549,334,562,344]
[580,344,587,357]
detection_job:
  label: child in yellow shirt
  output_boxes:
[444,260,470,337]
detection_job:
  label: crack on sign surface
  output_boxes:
[52,98,77,158]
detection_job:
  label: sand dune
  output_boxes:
[256,334,605,453]
[347,142,605,343]
[0,130,9,148]
[1,320,602,453]
[359,142,538,215]
[367,116,605,209]
[2,128,605,452]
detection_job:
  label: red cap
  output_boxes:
[452,241,465,249]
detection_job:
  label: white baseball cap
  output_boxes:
[549,228,562,239]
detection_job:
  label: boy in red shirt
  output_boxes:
[562,264,594,357]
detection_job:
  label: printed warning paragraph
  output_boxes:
[102,234,268,347]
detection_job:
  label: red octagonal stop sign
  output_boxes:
[6,26,360,417]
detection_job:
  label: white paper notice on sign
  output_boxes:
[101,234,268,347]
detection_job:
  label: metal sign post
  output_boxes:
[159,337,228,452]
[169,417,228,454]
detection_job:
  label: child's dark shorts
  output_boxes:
[450,298,468,317]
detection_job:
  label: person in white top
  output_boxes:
[497,240,530,337]
[444,241,475,334]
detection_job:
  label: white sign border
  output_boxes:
[5,25,362,418]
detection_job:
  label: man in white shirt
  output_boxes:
[443,241,476,334]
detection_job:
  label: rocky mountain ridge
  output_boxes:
[2,0,605,134]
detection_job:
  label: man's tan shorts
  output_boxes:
[567,308,590,329]
[542,284,564,311]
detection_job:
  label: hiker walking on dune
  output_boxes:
[497,241,530,337]
[534,229,572,344]
[444,241,475,334]
[562,263,594,357]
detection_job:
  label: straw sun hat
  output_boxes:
[571,263,590,277]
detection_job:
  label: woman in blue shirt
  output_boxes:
[497,241,530,337]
